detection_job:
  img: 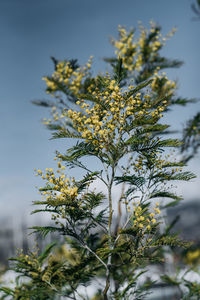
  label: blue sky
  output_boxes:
[0,0,200,218]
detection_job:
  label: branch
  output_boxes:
[83,244,108,271]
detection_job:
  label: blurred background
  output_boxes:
[0,0,200,266]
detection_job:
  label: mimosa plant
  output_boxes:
[1,22,199,300]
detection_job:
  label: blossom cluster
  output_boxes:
[42,56,92,96]
[186,248,200,265]
[55,76,168,151]
[15,247,41,278]
[43,77,169,153]
[151,71,176,98]
[112,22,176,73]
[131,202,160,232]
[41,25,178,153]
[35,161,78,203]
[132,151,183,177]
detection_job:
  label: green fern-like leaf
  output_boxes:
[38,242,57,263]
[115,175,145,188]
[157,138,182,148]
[149,191,183,201]
[126,78,153,98]
[30,226,63,237]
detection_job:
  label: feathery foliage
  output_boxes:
[1,22,199,300]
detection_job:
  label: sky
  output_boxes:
[0,0,200,221]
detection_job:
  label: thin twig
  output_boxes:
[83,243,108,271]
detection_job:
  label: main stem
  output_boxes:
[103,163,115,299]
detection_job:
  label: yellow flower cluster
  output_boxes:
[132,151,165,175]
[42,75,169,143]
[113,25,137,71]
[16,248,41,278]
[131,202,160,232]
[113,22,175,73]
[186,248,200,265]
[151,71,176,98]
[65,77,168,150]
[132,150,183,177]
[43,84,168,152]
[42,57,93,96]
[35,162,78,202]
